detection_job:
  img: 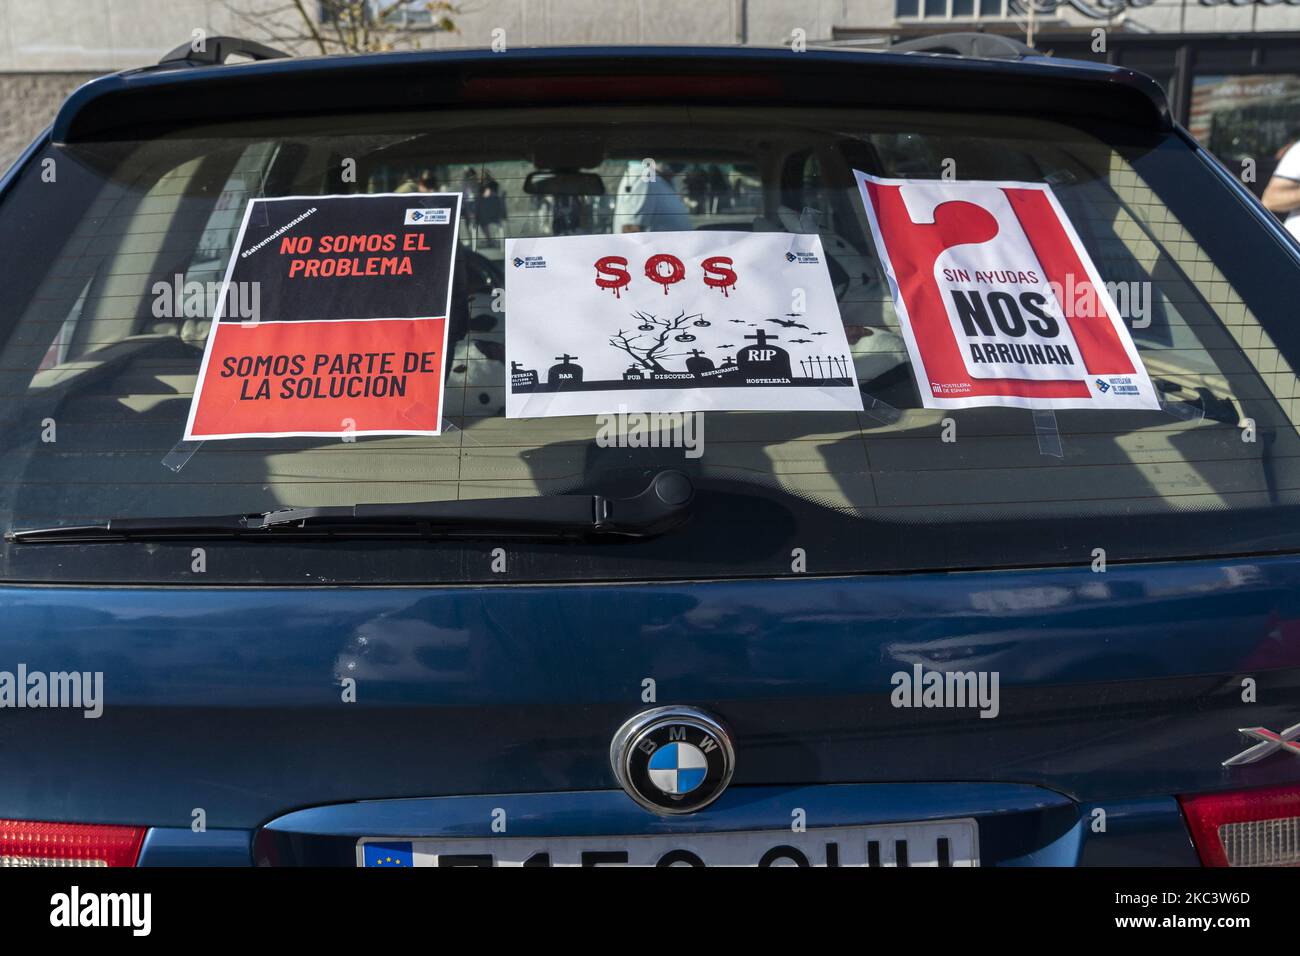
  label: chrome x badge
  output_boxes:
[1222,721,1300,766]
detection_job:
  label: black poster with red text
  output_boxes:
[184,192,461,439]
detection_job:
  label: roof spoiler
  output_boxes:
[51,45,1171,144]
[157,35,290,68]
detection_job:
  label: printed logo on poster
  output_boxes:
[503,231,864,419]
[183,192,462,440]
[854,170,1159,411]
[404,207,451,225]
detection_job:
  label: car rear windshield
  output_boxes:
[1,101,1299,584]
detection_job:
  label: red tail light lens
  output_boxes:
[1179,785,1300,867]
[462,74,783,103]
[0,819,145,867]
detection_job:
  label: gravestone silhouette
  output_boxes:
[510,360,538,387]
[685,348,715,375]
[547,353,583,386]
[623,364,645,381]
[738,329,791,381]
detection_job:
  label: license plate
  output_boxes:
[357,819,978,867]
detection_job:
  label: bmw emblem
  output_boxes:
[610,706,735,815]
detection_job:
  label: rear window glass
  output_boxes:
[1,104,1299,584]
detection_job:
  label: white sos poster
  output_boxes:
[504,231,863,418]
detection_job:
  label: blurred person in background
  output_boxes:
[684,165,709,214]
[477,169,505,247]
[1261,133,1300,239]
[461,168,480,244]
[611,159,691,233]
[707,164,730,214]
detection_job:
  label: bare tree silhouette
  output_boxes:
[220,1,459,55]
[609,310,698,372]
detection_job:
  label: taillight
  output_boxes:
[0,819,145,867]
[462,74,783,104]
[1179,785,1300,866]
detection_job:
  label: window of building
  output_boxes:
[896,0,1007,18]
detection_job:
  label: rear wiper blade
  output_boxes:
[7,471,694,543]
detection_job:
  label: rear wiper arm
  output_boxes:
[6,471,694,543]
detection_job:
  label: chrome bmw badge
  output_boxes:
[610,706,735,815]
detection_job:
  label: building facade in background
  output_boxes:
[4,0,1300,182]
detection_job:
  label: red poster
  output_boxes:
[184,193,461,439]
[855,172,1158,411]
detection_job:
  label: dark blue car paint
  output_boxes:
[3,554,1298,864]
[140,790,1199,866]
[137,827,254,867]
[254,783,1083,866]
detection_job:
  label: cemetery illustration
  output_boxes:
[510,309,854,394]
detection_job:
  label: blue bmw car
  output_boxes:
[0,35,1298,869]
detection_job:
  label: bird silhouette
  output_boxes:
[789,338,812,344]
[812,331,828,336]
[767,317,809,329]
[729,319,747,324]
